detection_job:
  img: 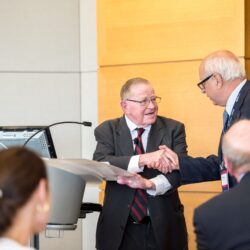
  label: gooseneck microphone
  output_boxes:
[23,121,92,147]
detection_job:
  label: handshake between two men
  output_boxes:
[117,145,179,190]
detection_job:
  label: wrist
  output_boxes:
[145,179,156,190]
[139,153,149,166]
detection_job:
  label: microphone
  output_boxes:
[23,121,92,147]
[133,137,139,145]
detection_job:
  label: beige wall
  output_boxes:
[0,1,98,250]
[97,0,245,249]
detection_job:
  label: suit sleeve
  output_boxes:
[177,87,250,185]
[92,121,131,170]
[179,155,221,185]
[171,122,188,155]
[164,122,188,188]
[238,86,250,119]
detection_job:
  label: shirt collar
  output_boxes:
[225,79,246,115]
[125,115,151,132]
[239,172,245,182]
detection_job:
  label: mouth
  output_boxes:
[145,111,156,116]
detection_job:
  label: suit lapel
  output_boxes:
[146,117,164,153]
[218,81,250,158]
[116,116,134,156]
[231,81,250,121]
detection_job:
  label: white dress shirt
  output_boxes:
[125,116,172,196]
[225,79,246,115]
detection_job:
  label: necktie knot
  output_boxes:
[134,128,145,155]
[136,127,145,137]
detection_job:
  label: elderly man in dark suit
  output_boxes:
[194,119,250,250]
[93,77,188,250]
[149,50,250,191]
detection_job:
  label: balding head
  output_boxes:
[199,50,246,82]
[198,50,246,108]
[222,120,250,177]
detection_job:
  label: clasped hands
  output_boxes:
[140,145,179,174]
[117,146,179,190]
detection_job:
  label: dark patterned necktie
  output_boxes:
[130,128,148,222]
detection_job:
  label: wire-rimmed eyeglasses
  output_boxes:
[197,74,213,90]
[125,96,161,107]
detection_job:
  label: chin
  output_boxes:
[145,117,157,125]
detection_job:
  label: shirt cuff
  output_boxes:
[128,155,144,173]
[147,174,172,196]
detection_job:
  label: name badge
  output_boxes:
[221,168,229,191]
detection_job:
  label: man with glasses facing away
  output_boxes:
[93,77,188,250]
[148,50,250,191]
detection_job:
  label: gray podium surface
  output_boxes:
[33,159,131,250]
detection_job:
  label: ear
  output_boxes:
[36,179,48,205]
[33,179,50,233]
[224,156,233,175]
[120,100,127,113]
[214,73,223,89]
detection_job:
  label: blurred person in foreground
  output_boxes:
[93,77,188,250]
[147,50,250,191]
[0,147,50,250]
[194,119,250,250]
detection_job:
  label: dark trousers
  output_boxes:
[118,216,159,250]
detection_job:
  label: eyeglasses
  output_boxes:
[197,74,213,90]
[125,96,161,107]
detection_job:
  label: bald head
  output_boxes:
[222,119,250,172]
[199,50,246,82]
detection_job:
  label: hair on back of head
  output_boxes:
[222,119,250,170]
[0,147,47,236]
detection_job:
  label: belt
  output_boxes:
[128,215,151,225]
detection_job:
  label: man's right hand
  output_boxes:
[140,146,180,174]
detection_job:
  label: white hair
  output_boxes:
[222,120,250,169]
[202,50,246,81]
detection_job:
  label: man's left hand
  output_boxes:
[117,174,156,190]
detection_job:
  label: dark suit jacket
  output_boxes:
[179,80,250,185]
[194,172,250,250]
[93,115,188,250]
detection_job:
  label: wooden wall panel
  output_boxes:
[245,0,250,59]
[98,61,224,249]
[179,185,220,250]
[246,60,250,75]
[99,62,222,156]
[97,1,245,249]
[97,0,244,66]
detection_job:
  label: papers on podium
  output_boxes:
[43,158,133,183]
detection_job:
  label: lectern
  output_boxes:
[43,158,132,231]
[0,125,132,248]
